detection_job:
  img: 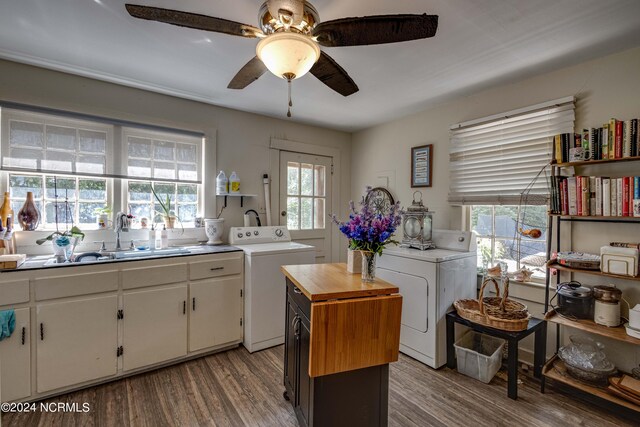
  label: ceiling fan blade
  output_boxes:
[310,51,359,97]
[313,14,438,47]
[125,4,262,38]
[227,56,268,89]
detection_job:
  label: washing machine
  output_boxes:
[377,229,477,368]
[229,226,316,353]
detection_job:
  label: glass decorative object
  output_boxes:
[17,191,40,231]
[360,251,376,282]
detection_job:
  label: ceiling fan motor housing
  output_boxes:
[259,0,319,34]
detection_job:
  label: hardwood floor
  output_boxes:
[2,345,634,427]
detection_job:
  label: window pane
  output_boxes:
[300,163,313,196]
[177,163,197,181]
[471,206,493,236]
[287,197,299,229]
[128,182,152,201]
[154,183,176,204]
[79,179,106,201]
[495,238,517,273]
[153,140,175,161]
[76,154,105,174]
[494,206,519,238]
[476,237,493,270]
[46,125,76,151]
[129,203,151,221]
[176,143,197,163]
[128,137,152,158]
[314,198,325,229]
[10,121,43,148]
[519,205,548,236]
[78,129,106,154]
[153,161,176,180]
[42,150,74,173]
[128,159,152,178]
[79,203,104,224]
[45,202,74,225]
[177,184,197,203]
[178,204,197,222]
[45,177,76,201]
[5,148,42,169]
[314,165,325,197]
[9,175,43,198]
[287,162,299,195]
[301,197,313,230]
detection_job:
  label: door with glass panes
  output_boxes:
[279,151,332,263]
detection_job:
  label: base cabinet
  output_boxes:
[36,295,118,393]
[188,277,243,352]
[284,280,389,427]
[0,308,31,401]
[123,285,188,371]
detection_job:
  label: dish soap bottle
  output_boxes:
[160,224,168,249]
[148,223,156,250]
[216,171,228,195]
[229,171,240,194]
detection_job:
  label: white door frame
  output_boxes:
[269,138,342,263]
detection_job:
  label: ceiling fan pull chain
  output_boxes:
[287,78,293,117]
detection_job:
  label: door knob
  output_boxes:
[281,211,287,217]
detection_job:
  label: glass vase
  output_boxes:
[18,191,40,231]
[360,251,376,282]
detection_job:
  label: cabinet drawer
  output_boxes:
[287,278,311,319]
[0,279,29,306]
[122,263,187,289]
[189,257,242,280]
[35,271,118,300]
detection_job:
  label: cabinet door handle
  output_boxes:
[40,323,44,341]
[210,267,224,271]
[192,297,196,311]
[183,300,186,315]
[21,326,26,345]
[293,287,303,295]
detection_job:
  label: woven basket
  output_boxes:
[454,277,531,331]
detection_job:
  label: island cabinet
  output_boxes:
[282,263,402,427]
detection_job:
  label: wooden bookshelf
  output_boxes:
[553,155,640,168]
[543,356,640,414]
[544,310,640,345]
[546,261,640,281]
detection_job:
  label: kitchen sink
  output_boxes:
[42,247,192,266]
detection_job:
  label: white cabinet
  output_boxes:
[36,295,118,393]
[189,277,243,352]
[0,307,31,401]
[123,285,188,371]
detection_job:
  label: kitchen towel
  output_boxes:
[0,309,16,341]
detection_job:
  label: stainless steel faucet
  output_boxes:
[114,212,130,251]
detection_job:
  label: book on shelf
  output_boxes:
[632,118,638,157]
[623,120,632,158]
[601,124,608,160]
[549,175,640,217]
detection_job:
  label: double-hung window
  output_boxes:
[0,105,204,229]
[449,97,575,279]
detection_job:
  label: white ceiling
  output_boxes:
[1,0,640,132]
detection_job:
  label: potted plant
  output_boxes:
[150,185,183,232]
[331,189,402,282]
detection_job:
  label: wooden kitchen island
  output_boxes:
[281,263,402,427]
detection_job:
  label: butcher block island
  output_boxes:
[281,263,402,427]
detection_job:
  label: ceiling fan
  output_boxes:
[125,1,438,116]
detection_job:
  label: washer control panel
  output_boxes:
[229,226,291,245]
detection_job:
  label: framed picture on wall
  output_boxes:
[411,144,433,187]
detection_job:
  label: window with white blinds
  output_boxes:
[449,97,575,205]
[123,128,201,183]
[0,106,203,184]
[1,109,112,176]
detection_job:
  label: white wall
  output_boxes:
[0,59,352,260]
[352,46,640,371]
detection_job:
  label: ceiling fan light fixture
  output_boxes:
[256,32,320,80]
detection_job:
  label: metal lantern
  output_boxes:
[401,191,435,250]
